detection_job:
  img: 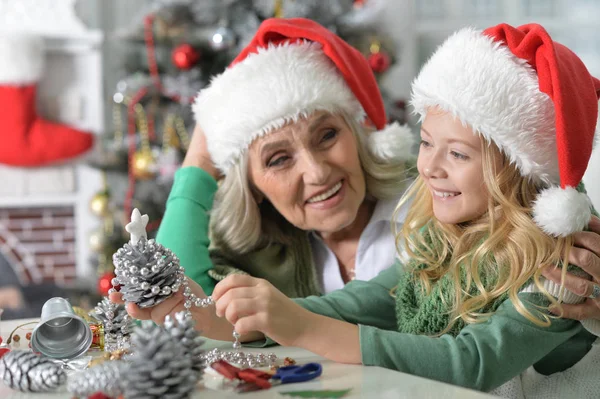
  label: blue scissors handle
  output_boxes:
[272,362,323,384]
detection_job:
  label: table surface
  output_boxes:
[0,318,495,398]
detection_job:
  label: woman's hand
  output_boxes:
[182,124,222,180]
[543,216,600,320]
[212,275,317,346]
[109,277,233,340]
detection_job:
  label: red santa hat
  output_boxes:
[411,23,600,237]
[193,18,414,174]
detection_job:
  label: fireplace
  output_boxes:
[0,206,77,286]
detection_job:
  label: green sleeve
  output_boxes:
[156,167,218,294]
[293,266,399,331]
[293,269,584,391]
[359,294,583,392]
[244,265,399,348]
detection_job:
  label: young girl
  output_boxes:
[116,23,600,397]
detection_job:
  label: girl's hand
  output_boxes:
[212,275,316,346]
[543,216,600,320]
[109,277,233,340]
[182,124,222,180]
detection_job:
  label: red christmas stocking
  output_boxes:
[0,34,94,167]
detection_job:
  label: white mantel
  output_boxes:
[0,0,104,285]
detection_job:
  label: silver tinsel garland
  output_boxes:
[0,351,66,393]
[67,361,126,398]
[124,321,199,399]
[112,237,184,308]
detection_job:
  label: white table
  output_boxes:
[0,318,496,398]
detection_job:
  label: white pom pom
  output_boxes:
[367,122,416,162]
[533,186,592,237]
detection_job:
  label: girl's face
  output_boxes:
[247,111,367,234]
[417,109,497,225]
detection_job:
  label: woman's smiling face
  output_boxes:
[247,111,366,234]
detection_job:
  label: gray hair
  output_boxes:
[210,112,414,254]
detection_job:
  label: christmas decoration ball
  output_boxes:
[98,272,116,296]
[368,51,391,74]
[209,26,236,51]
[89,229,108,253]
[90,191,111,217]
[132,150,156,180]
[172,43,200,70]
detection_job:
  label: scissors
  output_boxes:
[235,362,323,393]
[270,362,323,385]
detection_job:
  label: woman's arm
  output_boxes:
[156,167,218,294]
[156,125,221,294]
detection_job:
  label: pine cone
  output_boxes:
[164,311,205,374]
[0,350,66,392]
[123,321,199,399]
[112,238,184,308]
[91,297,135,346]
[67,360,125,398]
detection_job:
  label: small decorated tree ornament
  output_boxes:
[89,189,111,217]
[164,311,205,373]
[0,351,66,392]
[67,360,125,398]
[171,43,201,70]
[97,271,116,296]
[123,321,198,399]
[111,208,184,308]
[91,297,135,351]
[132,148,157,180]
[368,50,391,73]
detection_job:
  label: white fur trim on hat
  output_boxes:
[411,27,559,186]
[533,186,593,237]
[0,33,44,84]
[367,122,416,162]
[193,41,365,173]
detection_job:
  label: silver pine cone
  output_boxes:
[112,238,184,308]
[91,297,135,344]
[164,311,205,374]
[67,360,125,398]
[0,350,66,392]
[123,321,199,399]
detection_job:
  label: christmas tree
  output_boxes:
[87,0,403,295]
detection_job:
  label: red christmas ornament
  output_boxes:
[172,44,201,70]
[368,51,391,74]
[88,392,114,399]
[0,347,10,358]
[98,272,116,296]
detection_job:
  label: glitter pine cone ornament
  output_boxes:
[91,297,135,349]
[111,208,185,308]
[67,361,125,398]
[0,351,66,392]
[124,321,199,399]
[164,311,205,374]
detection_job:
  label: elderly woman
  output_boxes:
[156,17,416,298]
[155,18,600,323]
